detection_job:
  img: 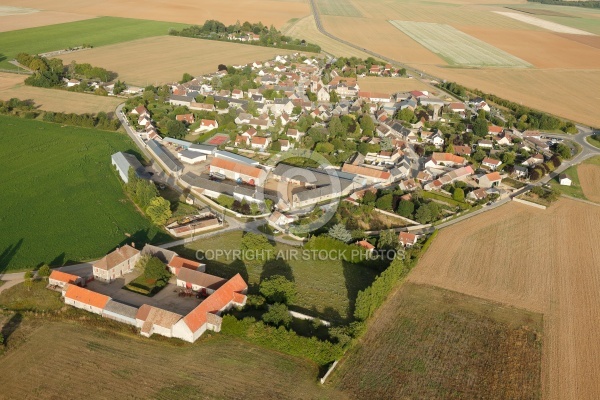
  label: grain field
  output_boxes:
[578,163,600,203]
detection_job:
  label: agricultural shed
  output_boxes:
[111,152,150,183]
[102,300,138,326]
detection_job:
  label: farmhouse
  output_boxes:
[92,245,141,283]
[48,270,83,289]
[176,268,227,295]
[209,158,264,185]
[176,113,195,124]
[111,152,149,183]
[482,157,502,171]
[136,305,183,339]
[453,145,472,156]
[341,164,391,184]
[195,119,219,133]
[399,232,418,247]
[63,284,110,315]
[476,172,502,188]
[425,153,466,168]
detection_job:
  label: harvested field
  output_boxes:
[536,14,600,35]
[459,26,600,68]
[58,36,298,86]
[506,6,575,17]
[0,5,36,15]
[0,0,310,28]
[0,73,122,113]
[0,320,344,399]
[357,76,436,94]
[389,20,531,67]
[578,163,600,203]
[0,11,94,33]
[555,33,600,49]
[331,283,542,399]
[409,199,600,400]
[316,0,363,17]
[417,66,600,128]
[495,11,596,35]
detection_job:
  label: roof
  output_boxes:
[431,152,465,165]
[341,164,390,180]
[183,274,247,333]
[93,245,140,271]
[356,240,375,250]
[49,270,79,284]
[484,172,502,181]
[140,244,177,264]
[136,304,182,329]
[147,140,183,172]
[177,268,226,290]
[111,152,149,180]
[163,137,192,148]
[488,125,503,133]
[482,157,502,166]
[399,231,417,244]
[179,149,206,160]
[103,300,138,320]
[169,256,202,272]
[189,144,216,154]
[214,150,258,166]
[210,157,263,179]
[65,285,110,309]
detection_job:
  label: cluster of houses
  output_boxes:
[47,244,247,343]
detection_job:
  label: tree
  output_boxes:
[556,143,571,160]
[38,264,51,280]
[24,271,34,291]
[473,118,488,137]
[415,204,432,224]
[165,120,188,139]
[241,232,275,267]
[378,229,398,250]
[360,116,375,136]
[180,72,193,83]
[260,275,296,304]
[452,187,465,202]
[328,223,353,243]
[472,149,486,163]
[362,191,376,205]
[396,200,415,218]
[328,116,345,137]
[262,303,292,327]
[146,196,172,226]
[113,80,127,95]
[396,107,416,123]
[375,193,393,211]
[143,256,171,287]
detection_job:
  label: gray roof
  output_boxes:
[147,140,183,172]
[163,137,193,148]
[141,244,178,264]
[214,150,259,166]
[189,144,216,154]
[103,300,138,320]
[169,94,194,103]
[111,152,150,180]
[179,149,205,160]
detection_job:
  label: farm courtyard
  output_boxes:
[0,115,169,272]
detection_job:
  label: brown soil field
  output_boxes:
[578,164,600,203]
[459,26,600,69]
[0,0,310,28]
[409,199,600,400]
[0,320,344,399]
[357,76,437,94]
[556,32,600,49]
[58,36,298,86]
[0,11,94,33]
[418,66,600,127]
[0,73,122,113]
[331,283,543,399]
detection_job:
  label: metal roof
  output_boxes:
[111,152,150,180]
[163,137,193,148]
[147,140,182,172]
[214,150,259,166]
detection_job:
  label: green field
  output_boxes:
[317,0,364,17]
[174,231,378,323]
[330,283,542,399]
[0,317,344,399]
[0,115,170,272]
[0,16,187,70]
[389,20,532,68]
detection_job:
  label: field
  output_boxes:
[0,319,344,399]
[0,73,123,113]
[408,199,600,399]
[316,0,363,18]
[330,283,542,399]
[389,20,531,67]
[173,230,378,323]
[578,158,600,203]
[0,0,310,28]
[357,76,438,95]
[0,10,95,33]
[495,11,596,35]
[58,36,298,86]
[0,16,187,70]
[0,115,170,272]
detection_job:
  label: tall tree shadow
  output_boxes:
[1,313,23,345]
[0,239,24,274]
[260,258,294,283]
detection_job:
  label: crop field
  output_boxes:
[330,283,542,399]
[578,159,600,203]
[0,73,122,113]
[0,0,310,28]
[408,199,600,400]
[0,10,94,33]
[357,76,437,94]
[316,0,363,17]
[0,115,169,272]
[0,320,344,399]
[389,21,532,67]
[58,36,298,86]
[173,231,378,323]
[0,16,187,70]
[494,11,596,35]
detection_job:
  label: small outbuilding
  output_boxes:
[559,174,572,186]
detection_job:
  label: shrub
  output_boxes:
[259,276,296,304]
[262,303,293,327]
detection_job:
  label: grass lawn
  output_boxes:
[0,280,63,312]
[502,177,527,189]
[0,16,187,70]
[0,319,345,399]
[587,135,600,149]
[549,165,585,200]
[173,231,379,323]
[123,275,167,297]
[330,283,542,399]
[0,115,170,272]
[421,190,469,209]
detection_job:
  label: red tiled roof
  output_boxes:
[169,256,202,273]
[342,164,391,180]
[485,172,502,181]
[431,152,465,165]
[399,231,417,245]
[49,270,79,284]
[65,285,110,309]
[210,158,263,179]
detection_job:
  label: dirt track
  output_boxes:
[409,199,600,400]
